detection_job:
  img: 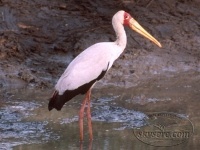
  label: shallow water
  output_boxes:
[0,74,200,150]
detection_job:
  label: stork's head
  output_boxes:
[113,10,162,48]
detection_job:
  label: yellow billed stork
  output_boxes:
[48,10,162,141]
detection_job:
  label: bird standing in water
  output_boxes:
[48,10,162,141]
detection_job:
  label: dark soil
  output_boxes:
[0,0,199,89]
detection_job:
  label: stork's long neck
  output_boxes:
[113,20,127,50]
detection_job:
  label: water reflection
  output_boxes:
[0,74,199,150]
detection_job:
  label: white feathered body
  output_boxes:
[55,42,123,95]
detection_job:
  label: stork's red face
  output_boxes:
[123,12,162,48]
[123,12,131,25]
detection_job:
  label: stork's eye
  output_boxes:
[125,15,129,20]
[124,12,130,20]
[123,12,130,25]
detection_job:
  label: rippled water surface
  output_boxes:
[0,75,200,150]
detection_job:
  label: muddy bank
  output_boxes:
[0,0,199,88]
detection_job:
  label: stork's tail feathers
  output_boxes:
[48,91,59,111]
[48,90,71,111]
[48,89,82,111]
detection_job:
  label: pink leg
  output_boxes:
[86,89,93,140]
[79,94,87,141]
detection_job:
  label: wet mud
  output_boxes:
[0,0,199,88]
